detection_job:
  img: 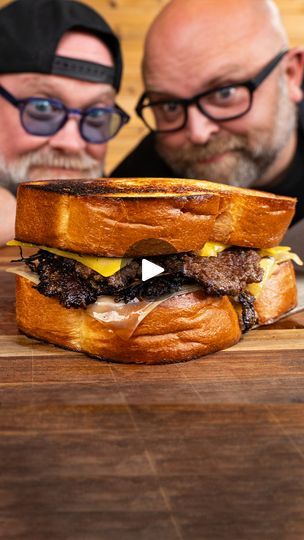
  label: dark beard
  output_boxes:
[156,135,281,188]
[156,134,275,187]
[156,84,297,188]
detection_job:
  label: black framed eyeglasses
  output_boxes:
[0,85,130,144]
[136,49,289,133]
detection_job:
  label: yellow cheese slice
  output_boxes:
[246,257,277,298]
[199,243,303,265]
[199,241,229,257]
[259,246,303,266]
[7,240,130,277]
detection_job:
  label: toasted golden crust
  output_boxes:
[210,190,295,248]
[16,276,242,364]
[15,258,297,363]
[108,178,296,248]
[254,260,297,325]
[15,178,295,254]
[15,179,220,256]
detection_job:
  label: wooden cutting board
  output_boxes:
[1,247,304,358]
[1,246,304,540]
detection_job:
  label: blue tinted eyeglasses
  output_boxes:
[0,85,130,144]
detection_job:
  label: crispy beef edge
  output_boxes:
[17,248,264,332]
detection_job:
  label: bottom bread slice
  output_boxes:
[15,260,297,364]
[254,260,297,324]
[16,277,241,363]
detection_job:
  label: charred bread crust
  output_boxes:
[15,178,296,255]
[16,276,242,364]
[254,260,297,325]
[17,177,219,196]
[15,179,220,256]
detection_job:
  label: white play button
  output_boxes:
[142,259,164,282]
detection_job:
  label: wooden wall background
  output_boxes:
[0,0,303,172]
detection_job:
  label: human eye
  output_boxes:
[214,86,237,102]
[205,86,245,107]
[153,100,183,122]
[162,101,180,113]
[25,99,61,120]
[85,108,108,126]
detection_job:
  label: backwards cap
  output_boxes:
[0,0,123,91]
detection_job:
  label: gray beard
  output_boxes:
[156,79,297,188]
[0,148,103,194]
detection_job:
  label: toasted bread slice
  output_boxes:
[15,178,296,256]
[15,178,220,256]
[255,260,297,325]
[15,260,296,364]
[16,276,242,364]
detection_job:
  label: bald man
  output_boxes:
[112,0,304,246]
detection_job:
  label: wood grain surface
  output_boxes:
[1,246,304,539]
[0,0,303,173]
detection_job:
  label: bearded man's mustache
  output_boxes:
[157,132,248,163]
[0,147,102,190]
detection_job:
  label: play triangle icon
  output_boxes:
[142,259,164,282]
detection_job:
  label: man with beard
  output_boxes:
[0,0,129,245]
[112,0,304,254]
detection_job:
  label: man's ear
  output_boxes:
[284,47,304,103]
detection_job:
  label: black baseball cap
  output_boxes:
[0,0,123,91]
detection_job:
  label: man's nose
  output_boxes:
[186,105,220,144]
[48,116,86,153]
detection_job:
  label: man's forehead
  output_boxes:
[148,0,282,37]
[144,5,283,96]
[148,23,273,67]
[0,72,116,103]
[145,0,284,73]
[56,31,114,67]
[144,47,270,98]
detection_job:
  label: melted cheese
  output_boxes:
[259,246,303,266]
[7,240,130,277]
[6,265,39,284]
[246,257,276,298]
[8,263,200,341]
[199,241,229,257]
[87,296,164,340]
[198,242,303,300]
[199,242,303,265]
[87,285,200,340]
[8,240,302,339]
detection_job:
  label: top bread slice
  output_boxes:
[15,177,296,256]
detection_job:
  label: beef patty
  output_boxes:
[19,247,263,331]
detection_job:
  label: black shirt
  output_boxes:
[262,120,304,226]
[111,105,304,226]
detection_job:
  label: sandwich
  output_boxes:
[8,177,300,364]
